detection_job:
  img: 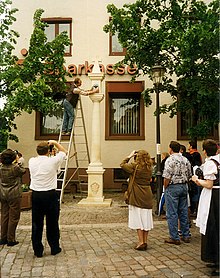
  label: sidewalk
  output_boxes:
[0,193,213,277]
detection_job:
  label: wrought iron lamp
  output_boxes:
[151,64,165,212]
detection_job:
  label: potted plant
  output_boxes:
[21,184,32,210]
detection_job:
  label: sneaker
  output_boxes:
[178,230,182,236]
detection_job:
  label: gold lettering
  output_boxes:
[99,64,105,73]
[127,65,137,75]
[65,62,139,76]
[85,61,94,74]
[117,65,125,75]
[78,64,85,75]
[106,64,115,75]
[68,64,77,75]
[16,59,24,65]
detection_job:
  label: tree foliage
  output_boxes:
[104,0,219,140]
[0,1,70,144]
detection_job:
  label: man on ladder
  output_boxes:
[58,78,98,202]
[62,78,98,135]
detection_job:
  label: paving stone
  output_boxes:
[0,193,213,278]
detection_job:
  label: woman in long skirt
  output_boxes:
[192,139,219,277]
[120,150,153,250]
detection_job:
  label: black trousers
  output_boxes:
[31,190,60,255]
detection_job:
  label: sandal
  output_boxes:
[134,243,147,251]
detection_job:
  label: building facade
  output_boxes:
[8,0,212,189]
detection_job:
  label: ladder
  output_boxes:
[57,96,90,203]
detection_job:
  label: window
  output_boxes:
[177,111,218,140]
[109,32,126,56]
[42,17,72,56]
[35,82,75,140]
[105,81,145,140]
[109,18,126,56]
[35,100,63,140]
[113,168,129,182]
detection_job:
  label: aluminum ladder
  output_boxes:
[57,96,90,203]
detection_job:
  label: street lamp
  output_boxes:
[151,64,165,212]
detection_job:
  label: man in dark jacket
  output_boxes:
[188,140,202,214]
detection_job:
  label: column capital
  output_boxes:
[88,72,105,81]
[89,93,104,102]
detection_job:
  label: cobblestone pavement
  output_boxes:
[0,193,214,277]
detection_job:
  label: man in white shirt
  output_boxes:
[29,140,67,258]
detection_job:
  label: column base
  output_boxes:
[77,197,112,207]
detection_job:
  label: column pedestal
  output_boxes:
[78,167,112,207]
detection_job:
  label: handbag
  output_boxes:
[123,165,138,204]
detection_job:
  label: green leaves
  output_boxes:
[104,0,219,140]
[0,4,70,143]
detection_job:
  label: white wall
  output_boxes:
[8,0,205,168]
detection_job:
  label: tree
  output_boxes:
[104,0,219,140]
[0,0,19,148]
[0,0,70,146]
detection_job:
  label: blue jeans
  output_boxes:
[165,184,189,241]
[62,99,74,132]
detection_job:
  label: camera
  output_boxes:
[134,151,137,159]
[195,167,204,180]
[49,144,54,152]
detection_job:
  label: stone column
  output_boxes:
[78,61,112,207]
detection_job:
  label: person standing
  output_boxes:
[179,144,192,235]
[163,141,192,245]
[158,152,170,216]
[17,152,25,166]
[29,140,67,257]
[188,140,202,166]
[62,78,98,135]
[187,140,202,214]
[120,150,153,251]
[179,144,191,162]
[192,139,219,277]
[150,157,157,195]
[161,152,170,175]
[0,149,26,246]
